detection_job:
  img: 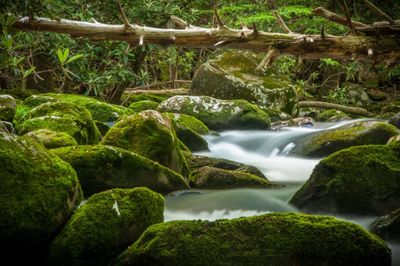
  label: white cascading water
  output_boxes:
[163,119,399,263]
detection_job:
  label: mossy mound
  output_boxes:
[121,90,187,107]
[44,93,133,122]
[0,95,16,122]
[372,208,400,244]
[17,101,100,144]
[165,113,209,135]
[101,110,190,177]
[158,96,271,131]
[116,213,390,266]
[315,109,350,122]
[165,113,209,152]
[190,51,299,116]
[388,135,400,145]
[290,144,400,215]
[190,166,277,189]
[290,121,399,157]
[0,132,82,253]
[48,188,164,266]
[53,145,189,196]
[129,100,159,112]
[188,155,266,179]
[24,129,78,149]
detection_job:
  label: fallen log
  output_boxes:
[298,101,372,116]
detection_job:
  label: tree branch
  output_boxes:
[313,7,367,28]
[362,0,395,25]
[272,11,292,34]
[115,0,131,28]
[337,0,355,34]
[299,101,372,116]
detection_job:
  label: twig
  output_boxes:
[213,8,226,29]
[116,0,130,27]
[256,49,279,71]
[272,11,292,33]
[337,0,355,34]
[313,7,367,28]
[362,0,395,25]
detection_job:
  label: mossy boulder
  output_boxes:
[271,117,314,130]
[190,51,298,116]
[190,166,277,189]
[158,96,271,130]
[129,100,159,112]
[53,145,189,196]
[0,121,14,134]
[121,90,188,107]
[0,94,16,122]
[0,132,82,252]
[116,213,390,266]
[17,101,100,144]
[48,188,164,266]
[372,208,400,243]
[24,129,78,149]
[188,155,266,179]
[165,113,209,152]
[389,113,400,129]
[44,93,133,122]
[290,144,400,216]
[290,121,399,157]
[315,109,350,122]
[388,135,400,145]
[101,110,190,177]
[165,113,209,135]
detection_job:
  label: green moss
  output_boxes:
[53,145,189,196]
[129,100,159,112]
[315,109,350,122]
[165,113,209,152]
[158,96,271,131]
[116,213,390,266]
[24,129,78,149]
[101,110,190,177]
[0,95,16,122]
[121,92,176,107]
[16,101,100,144]
[291,121,399,157]
[290,144,400,215]
[190,166,278,189]
[0,132,83,250]
[165,113,209,135]
[43,93,133,122]
[48,188,164,266]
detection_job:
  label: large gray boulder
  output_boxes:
[158,95,271,131]
[190,51,298,116]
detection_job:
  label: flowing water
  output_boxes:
[164,119,399,264]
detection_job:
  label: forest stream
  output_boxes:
[165,120,400,264]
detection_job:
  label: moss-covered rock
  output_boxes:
[24,129,78,149]
[44,93,133,122]
[121,90,188,107]
[0,132,82,253]
[188,155,266,179]
[290,121,399,157]
[158,95,271,130]
[290,144,400,215]
[190,166,277,189]
[95,120,112,137]
[271,117,314,130]
[372,208,400,243]
[0,94,16,122]
[388,135,400,145]
[165,113,209,152]
[315,109,350,122]
[17,101,100,144]
[116,213,390,266]
[0,121,14,133]
[53,145,189,196]
[48,188,164,266]
[389,113,400,129]
[165,113,209,135]
[101,110,190,177]
[129,100,159,112]
[190,51,299,116]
